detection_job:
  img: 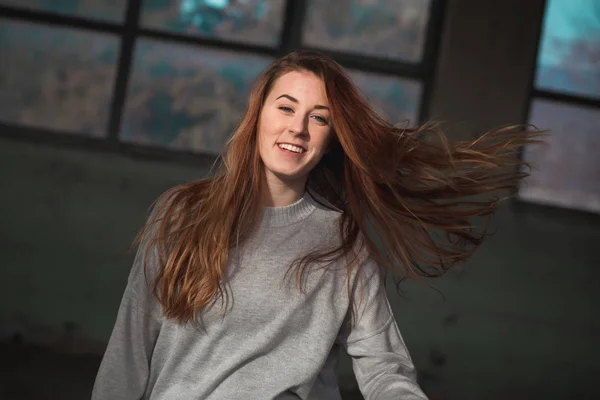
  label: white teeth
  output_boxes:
[278,143,304,153]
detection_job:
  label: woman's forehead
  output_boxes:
[268,71,328,104]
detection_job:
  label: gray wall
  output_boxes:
[429,0,542,139]
[1,1,599,399]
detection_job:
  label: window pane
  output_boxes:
[0,0,127,22]
[519,99,600,214]
[302,0,431,62]
[140,0,285,47]
[0,19,120,136]
[349,70,421,126]
[535,0,600,99]
[121,39,272,154]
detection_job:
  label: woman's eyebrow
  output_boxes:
[276,94,329,110]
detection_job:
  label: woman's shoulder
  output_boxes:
[306,198,343,235]
[306,191,343,221]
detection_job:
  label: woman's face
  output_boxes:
[257,70,333,191]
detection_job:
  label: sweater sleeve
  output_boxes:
[339,261,428,400]
[91,222,163,400]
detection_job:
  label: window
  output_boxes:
[302,0,431,63]
[121,40,272,154]
[0,20,120,136]
[140,0,285,47]
[519,0,600,214]
[0,0,127,22]
[0,0,444,158]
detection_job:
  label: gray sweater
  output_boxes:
[92,192,427,400]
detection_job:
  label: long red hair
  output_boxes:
[136,51,543,323]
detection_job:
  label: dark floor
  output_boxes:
[0,341,364,400]
[0,342,100,400]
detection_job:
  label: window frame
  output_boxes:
[517,0,600,215]
[0,0,447,165]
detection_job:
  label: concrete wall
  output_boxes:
[0,138,205,350]
[1,0,599,398]
[429,0,543,139]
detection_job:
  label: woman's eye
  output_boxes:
[312,115,328,124]
[278,106,293,113]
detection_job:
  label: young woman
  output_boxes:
[92,51,539,399]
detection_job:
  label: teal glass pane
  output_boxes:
[0,19,120,136]
[0,0,127,22]
[535,0,600,99]
[350,70,421,126]
[140,0,285,47]
[121,39,272,154]
[302,0,431,62]
[520,99,600,214]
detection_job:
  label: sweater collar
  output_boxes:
[261,192,317,228]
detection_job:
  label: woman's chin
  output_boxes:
[266,169,309,186]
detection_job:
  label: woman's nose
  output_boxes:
[288,114,308,135]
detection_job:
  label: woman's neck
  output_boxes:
[262,174,306,207]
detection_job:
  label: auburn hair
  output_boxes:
[135,50,543,323]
